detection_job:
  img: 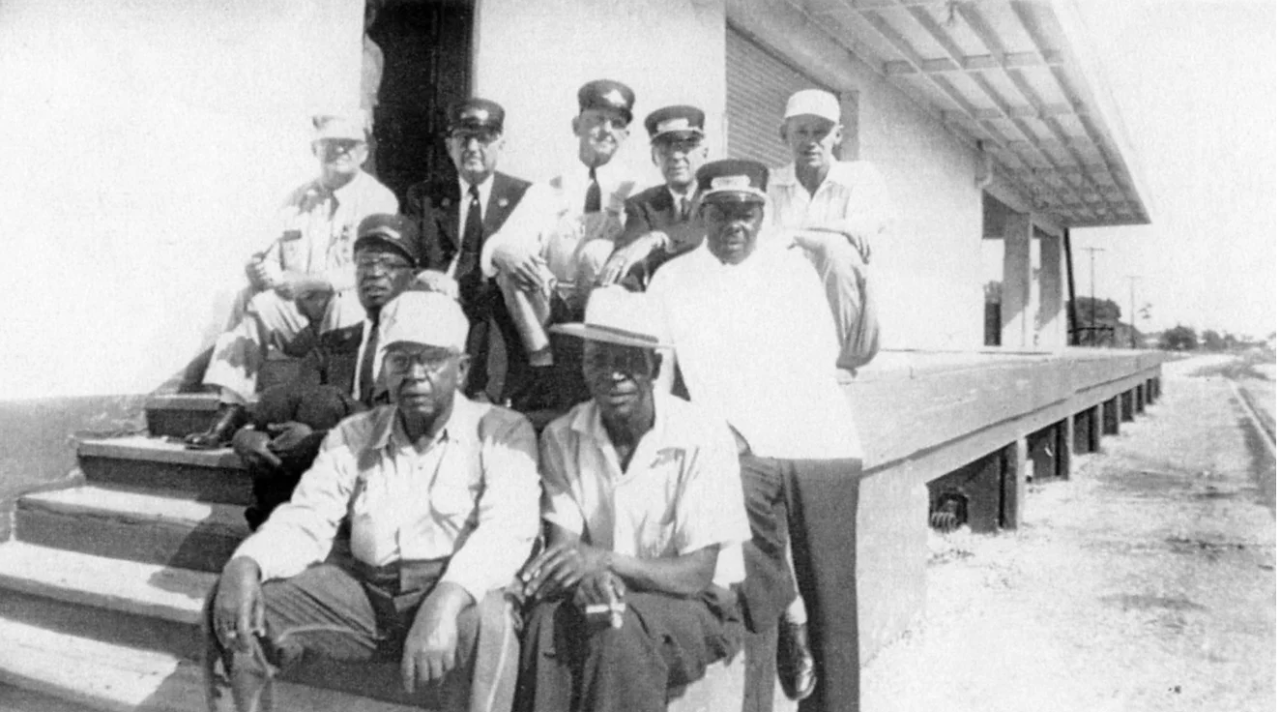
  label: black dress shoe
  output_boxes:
[777,621,818,701]
[185,403,247,450]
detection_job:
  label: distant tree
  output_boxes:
[1072,297,1122,346]
[1160,325,1198,351]
[1201,329,1226,352]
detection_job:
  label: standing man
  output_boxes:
[515,286,752,712]
[480,79,641,411]
[405,98,532,402]
[230,213,420,530]
[206,291,541,712]
[186,113,398,449]
[648,160,864,708]
[600,105,711,289]
[770,89,894,371]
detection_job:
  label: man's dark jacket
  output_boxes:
[405,172,531,401]
[615,184,703,289]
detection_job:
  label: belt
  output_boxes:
[352,558,448,596]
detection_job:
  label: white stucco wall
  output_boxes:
[0,0,363,398]
[472,0,728,189]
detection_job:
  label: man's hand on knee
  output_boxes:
[491,241,546,293]
[519,541,610,601]
[213,557,265,652]
[401,582,473,692]
[232,429,282,471]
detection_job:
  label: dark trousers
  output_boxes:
[242,383,364,530]
[206,561,516,710]
[740,454,863,712]
[515,589,743,712]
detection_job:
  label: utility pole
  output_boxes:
[1125,275,1141,349]
[1081,247,1106,346]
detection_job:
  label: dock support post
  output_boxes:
[1056,417,1072,479]
[1134,384,1146,414]
[1088,404,1103,451]
[1001,439,1027,529]
[1103,397,1120,435]
[1121,390,1134,422]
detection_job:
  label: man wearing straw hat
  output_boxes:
[515,286,751,712]
[648,159,864,707]
[207,291,540,712]
[405,98,533,402]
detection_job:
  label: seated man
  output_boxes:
[648,159,865,705]
[515,286,752,712]
[600,104,711,289]
[206,291,541,712]
[405,98,533,403]
[231,214,420,530]
[479,79,641,412]
[768,89,893,371]
[186,112,398,448]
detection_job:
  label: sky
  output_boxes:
[1066,0,1276,339]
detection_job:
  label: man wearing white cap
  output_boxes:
[648,159,865,708]
[770,88,893,372]
[206,291,540,712]
[187,113,399,449]
[515,286,751,712]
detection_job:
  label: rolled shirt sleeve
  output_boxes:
[438,411,542,601]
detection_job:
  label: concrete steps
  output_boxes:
[0,398,433,712]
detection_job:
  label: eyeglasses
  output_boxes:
[384,350,458,374]
[655,137,702,155]
[584,346,651,376]
[701,202,764,223]
[315,139,366,155]
[355,255,413,271]
[449,130,500,145]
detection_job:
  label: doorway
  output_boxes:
[367,0,473,201]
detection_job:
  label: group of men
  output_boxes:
[196,78,893,712]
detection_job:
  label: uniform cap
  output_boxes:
[644,105,705,142]
[577,79,636,125]
[783,89,841,123]
[378,291,469,352]
[447,98,505,134]
[354,214,422,268]
[551,285,671,349]
[696,159,769,204]
[312,112,369,142]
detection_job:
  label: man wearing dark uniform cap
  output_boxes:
[649,159,867,707]
[601,104,711,289]
[230,213,420,529]
[404,98,533,403]
[480,79,643,413]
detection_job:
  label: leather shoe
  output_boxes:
[777,621,817,701]
[185,403,247,450]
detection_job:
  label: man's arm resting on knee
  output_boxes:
[522,523,718,600]
[402,581,474,692]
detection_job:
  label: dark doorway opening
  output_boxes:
[367,0,473,202]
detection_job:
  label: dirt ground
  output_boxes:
[861,353,1276,712]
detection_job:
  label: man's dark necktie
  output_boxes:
[584,167,601,213]
[457,184,484,305]
[358,317,379,405]
[678,195,691,221]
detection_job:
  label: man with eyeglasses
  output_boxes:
[647,160,864,708]
[206,290,540,712]
[479,79,641,413]
[405,98,532,404]
[515,286,751,712]
[599,105,711,289]
[228,214,420,530]
[187,112,398,449]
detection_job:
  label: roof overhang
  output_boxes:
[761,0,1152,228]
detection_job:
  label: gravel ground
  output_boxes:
[861,354,1276,712]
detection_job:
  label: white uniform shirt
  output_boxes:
[480,162,640,282]
[647,241,862,460]
[265,170,399,293]
[234,395,541,601]
[540,392,751,589]
[767,160,893,245]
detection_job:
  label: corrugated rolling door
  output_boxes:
[726,25,839,168]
